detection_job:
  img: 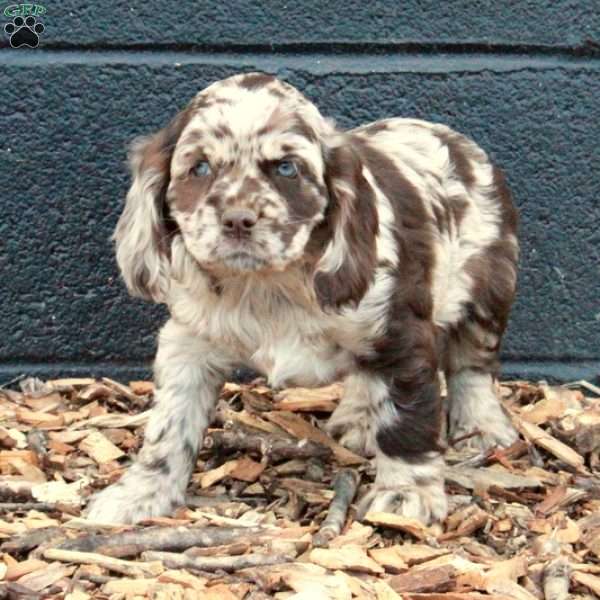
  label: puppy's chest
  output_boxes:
[209,291,355,388]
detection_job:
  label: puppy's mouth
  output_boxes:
[221,251,267,272]
[215,239,267,272]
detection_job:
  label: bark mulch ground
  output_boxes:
[0,375,599,599]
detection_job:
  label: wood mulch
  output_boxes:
[0,375,599,599]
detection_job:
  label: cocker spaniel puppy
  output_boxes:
[87,72,519,524]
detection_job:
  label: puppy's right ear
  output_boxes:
[113,110,189,303]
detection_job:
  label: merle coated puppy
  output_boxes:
[87,72,519,524]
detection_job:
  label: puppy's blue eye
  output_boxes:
[276,160,297,178]
[193,160,211,177]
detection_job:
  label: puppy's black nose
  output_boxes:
[221,209,258,237]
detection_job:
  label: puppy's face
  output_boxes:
[166,74,331,275]
[115,72,378,309]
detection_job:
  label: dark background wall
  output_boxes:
[1,2,599,384]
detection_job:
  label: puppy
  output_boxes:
[87,72,519,524]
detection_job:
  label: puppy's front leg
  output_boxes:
[86,319,233,524]
[356,325,447,524]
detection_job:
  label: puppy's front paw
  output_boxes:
[86,474,181,524]
[357,479,448,525]
[359,452,447,525]
[326,407,376,457]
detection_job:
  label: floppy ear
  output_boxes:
[313,138,379,310]
[113,110,189,303]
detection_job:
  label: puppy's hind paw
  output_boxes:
[450,413,518,452]
[357,479,448,526]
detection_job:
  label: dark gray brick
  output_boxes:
[7,1,600,48]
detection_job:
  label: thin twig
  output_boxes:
[204,429,332,462]
[44,548,162,578]
[0,373,26,390]
[0,502,57,513]
[313,469,360,547]
[141,549,295,572]
[1,526,65,554]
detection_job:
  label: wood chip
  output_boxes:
[389,565,457,594]
[264,411,365,465]
[1,376,597,598]
[5,558,48,580]
[273,383,343,412]
[382,544,450,566]
[158,568,207,590]
[445,465,542,490]
[198,583,241,600]
[102,578,158,595]
[309,545,384,574]
[229,457,266,482]
[8,457,46,483]
[129,380,154,395]
[368,546,409,573]
[15,408,64,429]
[439,505,489,541]
[16,561,74,592]
[48,378,96,388]
[0,450,39,469]
[78,431,124,464]
[200,459,242,488]
[364,511,432,540]
[218,406,282,434]
[572,570,600,595]
[514,419,586,471]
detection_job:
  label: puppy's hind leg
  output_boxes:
[86,319,234,524]
[445,302,518,451]
[448,368,517,450]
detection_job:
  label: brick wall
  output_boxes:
[1,1,599,383]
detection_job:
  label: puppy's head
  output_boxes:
[115,72,377,308]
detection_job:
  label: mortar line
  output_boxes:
[0,48,599,73]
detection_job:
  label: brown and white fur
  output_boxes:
[87,72,519,524]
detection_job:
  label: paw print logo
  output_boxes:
[4,15,45,48]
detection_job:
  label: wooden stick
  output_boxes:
[0,502,57,513]
[184,541,250,557]
[43,548,162,578]
[313,469,359,547]
[1,526,65,554]
[58,525,266,556]
[185,494,265,508]
[204,430,332,462]
[514,419,587,472]
[141,550,295,572]
[543,557,570,600]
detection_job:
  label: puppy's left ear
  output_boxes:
[313,137,379,310]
